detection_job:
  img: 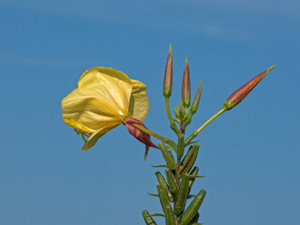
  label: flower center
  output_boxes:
[121,114,132,125]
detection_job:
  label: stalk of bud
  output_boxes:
[163,44,173,98]
[181,57,191,108]
[223,64,275,110]
[190,80,202,115]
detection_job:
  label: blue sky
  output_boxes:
[1,1,299,224]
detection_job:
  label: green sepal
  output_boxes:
[183,107,189,120]
[142,210,158,225]
[147,193,159,197]
[159,143,176,169]
[179,189,206,225]
[174,105,180,119]
[179,144,200,177]
[174,119,180,124]
[177,134,185,160]
[155,171,174,202]
[174,173,190,216]
[157,184,172,215]
[165,205,176,225]
[181,114,192,131]
[165,168,177,194]
[174,100,186,123]
[191,223,203,225]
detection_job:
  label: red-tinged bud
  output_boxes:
[223,64,275,110]
[182,57,191,107]
[124,117,159,159]
[190,80,202,115]
[163,44,173,98]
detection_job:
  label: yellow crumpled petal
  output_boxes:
[62,67,149,151]
[62,67,132,133]
[128,79,149,122]
[81,121,121,150]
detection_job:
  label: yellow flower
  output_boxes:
[61,67,149,150]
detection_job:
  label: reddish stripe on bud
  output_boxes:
[181,57,191,107]
[163,44,173,97]
[223,64,275,110]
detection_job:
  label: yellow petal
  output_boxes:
[79,67,132,112]
[128,79,149,121]
[62,67,132,132]
[81,121,120,150]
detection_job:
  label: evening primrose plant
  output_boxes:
[61,44,275,225]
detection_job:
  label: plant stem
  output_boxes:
[165,97,180,134]
[131,123,177,150]
[184,107,227,146]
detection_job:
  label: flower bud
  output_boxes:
[181,57,191,107]
[223,64,275,110]
[190,80,202,115]
[163,44,173,98]
[124,117,159,159]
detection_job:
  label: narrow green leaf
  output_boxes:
[147,193,159,197]
[152,165,170,168]
[149,213,165,217]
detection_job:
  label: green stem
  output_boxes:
[173,128,184,224]
[165,97,180,134]
[184,107,227,146]
[181,112,193,131]
[131,123,177,150]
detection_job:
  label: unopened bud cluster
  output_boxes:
[163,45,203,134]
[143,44,275,225]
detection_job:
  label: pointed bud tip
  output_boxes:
[223,64,275,110]
[169,44,172,52]
[268,64,276,72]
[144,150,148,161]
[185,56,188,63]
